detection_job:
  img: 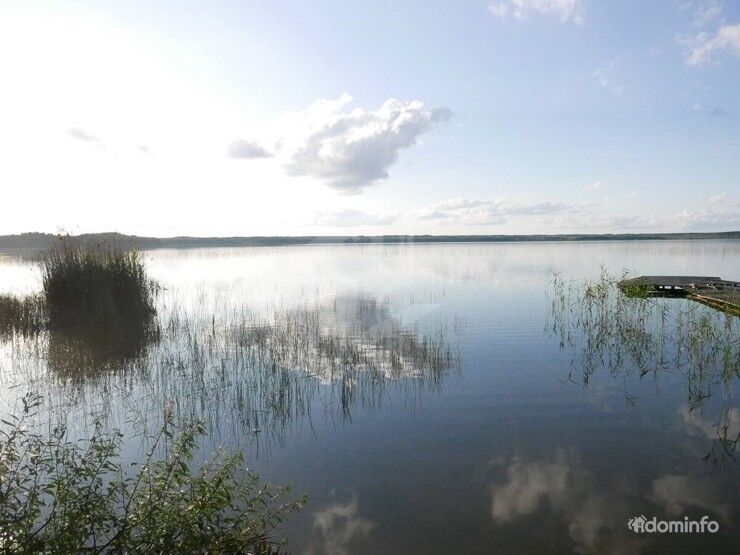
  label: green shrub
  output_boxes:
[0,394,306,553]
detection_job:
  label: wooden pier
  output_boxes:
[619,275,740,315]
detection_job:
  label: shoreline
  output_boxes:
[1,231,739,251]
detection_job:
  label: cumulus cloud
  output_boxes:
[67,127,104,148]
[687,24,740,65]
[488,0,583,23]
[314,209,398,227]
[276,94,451,192]
[226,139,272,159]
[416,198,573,225]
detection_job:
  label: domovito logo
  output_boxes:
[627,515,719,534]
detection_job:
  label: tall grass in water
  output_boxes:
[40,240,160,377]
[0,238,160,377]
[41,239,157,329]
[1,292,461,449]
[0,295,46,338]
[549,270,739,463]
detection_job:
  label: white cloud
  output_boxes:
[688,0,724,28]
[551,213,662,230]
[708,192,726,204]
[314,209,398,227]
[583,181,606,192]
[488,0,583,23]
[676,208,740,229]
[416,198,573,225]
[275,94,451,192]
[226,139,272,159]
[687,24,740,65]
[549,204,739,232]
[417,199,507,225]
[594,62,624,95]
[67,127,104,149]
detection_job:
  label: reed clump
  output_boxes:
[0,238,160,376]
[41,238,157,330]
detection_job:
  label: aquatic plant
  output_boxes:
[549,269,740,463]
[0,293,461,450]
[41,237,157,330]
[0,393,306,554]
[0,294,46,338]
[0,238,160,378]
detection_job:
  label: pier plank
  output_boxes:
[619,275,740,315]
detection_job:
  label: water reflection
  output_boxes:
[1,292,461,446]
[305,497,375,555]
[241,295,459,386]
[491,448,642,554]
[648,474,730,522]
[162,293,460,439]
[490,449,732,554]
[0,294,46,338]
[682,406,740,447]
[2,243,739,552]
[0,293,159,380]
[45,321,158,380]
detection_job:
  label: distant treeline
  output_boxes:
[0,231,738,250]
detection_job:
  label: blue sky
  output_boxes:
[0,0,738,235]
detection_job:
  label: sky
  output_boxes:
[0,0,739,236]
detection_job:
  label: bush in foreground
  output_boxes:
[0,395,306,553]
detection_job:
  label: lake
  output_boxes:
[1,240,739,554]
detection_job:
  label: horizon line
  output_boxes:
[1,230,738,249]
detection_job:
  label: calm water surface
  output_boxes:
[1,241,739,554]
